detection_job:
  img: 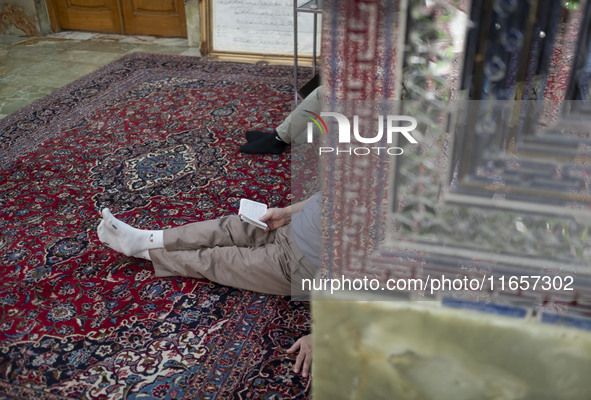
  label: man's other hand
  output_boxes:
[286,334,312,378]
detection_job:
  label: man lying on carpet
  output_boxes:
[240,87,323,154]
[97,193,321,378]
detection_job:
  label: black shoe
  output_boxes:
[240,133,288,154]
[245,130,271,143]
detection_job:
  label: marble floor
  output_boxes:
[0,32,200,120]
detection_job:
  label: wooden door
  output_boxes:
[48,0,187,37]
[53,0,123,33]
[120,0,187,37]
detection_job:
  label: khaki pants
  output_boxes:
[277,86,323,145]
[149,216,316,296]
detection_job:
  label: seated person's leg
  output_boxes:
[97,210,293,295]
[240,86,323,154]
[279,86,323,146]
[149,242,292,296]
[162,214,275,251]
[98,210,275,256]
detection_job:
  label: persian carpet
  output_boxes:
[0,53,312,399]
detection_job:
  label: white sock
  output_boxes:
[97,209,163,256]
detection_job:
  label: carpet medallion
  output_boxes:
[0,53,311,399]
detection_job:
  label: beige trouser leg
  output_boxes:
[277,86,323,145]
[148,215,296,295]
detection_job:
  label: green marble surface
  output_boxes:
[185,0,201,47]
[312,292,591,400]
[0,33,199,120]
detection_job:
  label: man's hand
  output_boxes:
[260,207,290,231]
[286,334,312,378]
[260,197,313,231]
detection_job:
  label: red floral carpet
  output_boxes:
[0,53,312,399]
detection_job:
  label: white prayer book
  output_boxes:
[238,199,268,229]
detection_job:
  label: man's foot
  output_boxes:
[240,133,288,154]
[97,209,163,256]
[245,130,271,143]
